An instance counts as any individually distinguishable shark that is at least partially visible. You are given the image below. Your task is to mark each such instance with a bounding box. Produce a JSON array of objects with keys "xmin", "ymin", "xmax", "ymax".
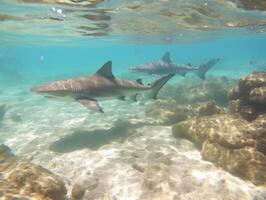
[
  {"xmin": 31, "ymin": 61, "xmax": 174, "ymax": 113},
  {"xmin": 129, "ymin": 52, "xmax": 220, "ymax": 80}
]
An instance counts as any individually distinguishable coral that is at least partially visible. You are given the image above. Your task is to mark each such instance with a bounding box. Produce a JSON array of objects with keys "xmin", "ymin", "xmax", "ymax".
[{"xmin": 0, "ymin": 144, "xmax": 67, "ymax": 200}]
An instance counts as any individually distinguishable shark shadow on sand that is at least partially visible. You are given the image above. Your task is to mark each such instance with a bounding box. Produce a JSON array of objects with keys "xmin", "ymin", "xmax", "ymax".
[{"xmin": 49, "ymin": 120, "xmax": 150, "ymax": 153}]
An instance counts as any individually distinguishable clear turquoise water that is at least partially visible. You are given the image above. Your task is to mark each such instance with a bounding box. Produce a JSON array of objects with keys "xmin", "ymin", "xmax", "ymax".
[
  {"xmin": 1, "ymin": 1, "xmax": 266, "ymax": 199},
  {"xmin": 1, "ymin": 35, "xmax": 266, "ymax": 85}
]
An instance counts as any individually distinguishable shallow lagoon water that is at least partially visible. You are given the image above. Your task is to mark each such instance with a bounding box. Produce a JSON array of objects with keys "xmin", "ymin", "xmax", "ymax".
[{"xmin": 1, "ymin": 1, "xmax": 266, "ymax": 200}]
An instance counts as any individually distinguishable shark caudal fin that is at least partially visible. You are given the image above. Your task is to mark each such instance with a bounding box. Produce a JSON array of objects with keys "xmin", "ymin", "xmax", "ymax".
[
  {"xmin": 195, "ymin": 58, "xmax": 220, "ymax": 80},
  {"xmin": 149, "ymin": 74, "xmax": 175, "ymax": 99}
]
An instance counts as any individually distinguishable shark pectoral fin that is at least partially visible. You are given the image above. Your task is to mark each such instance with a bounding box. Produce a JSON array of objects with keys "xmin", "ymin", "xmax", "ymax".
[
  {"xmin": 150, "ymin": 74, "xmax": 175, "ymax": 99},
  {"xmin": 118, "ymin": 96, "xmax": 126, "ymax": 101},
  {"xmin": 161, "ymin": 52, "xmax": 171, "ymax": 63},
  {"xmin": 77, "ymin": 99, "xmax": 104, "ymax": 113}
]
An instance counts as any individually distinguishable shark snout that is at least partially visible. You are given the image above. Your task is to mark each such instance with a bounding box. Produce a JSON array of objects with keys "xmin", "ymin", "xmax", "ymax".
[
  {"xmin": 31, "ymin": 84, "xmax": 54, "ymax": 93},
  {"xmin": 129, "ymin": 66, "xmax": 136, "ymax": 70},
  {"xmin": 129, "ymin": 66, "xmax": 139, "ymax": 73},
  {"xmin": 31, "ymin": 86, "xmax": 43, "ymax": 93}
]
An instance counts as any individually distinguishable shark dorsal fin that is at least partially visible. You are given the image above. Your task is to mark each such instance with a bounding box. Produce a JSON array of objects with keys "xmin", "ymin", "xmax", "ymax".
[
  {"xmin": 161, "ymin": 52, "xmax": 171, "ymax": 63},
  {"xmin": 96, "ymin": 61, "xmax": 115, "ymax": 79}
]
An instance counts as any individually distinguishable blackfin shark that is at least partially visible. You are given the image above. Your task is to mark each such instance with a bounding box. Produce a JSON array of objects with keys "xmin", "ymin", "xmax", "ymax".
[
  {"xmin": 31, "ymin": 61, "xmax": 174, "ymax": 113},
  {"xmin": 129, "ymin": 52, "xmax": 220, "ymax": 80}
]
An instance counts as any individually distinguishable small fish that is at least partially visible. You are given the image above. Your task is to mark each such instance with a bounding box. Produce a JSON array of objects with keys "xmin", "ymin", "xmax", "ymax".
[
  {"xmin": 31, "ymin": 61, "xmax": 174, "ymax": 113},
  {"xmin": 129, "ymin": 52, "xmax": 220, "ymax": 80}
]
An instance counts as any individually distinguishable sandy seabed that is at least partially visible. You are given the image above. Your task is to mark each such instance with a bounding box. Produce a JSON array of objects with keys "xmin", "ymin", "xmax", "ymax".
[{"xmin": 0, "ymin": 83, "xmax": 266, "ymax": 200}]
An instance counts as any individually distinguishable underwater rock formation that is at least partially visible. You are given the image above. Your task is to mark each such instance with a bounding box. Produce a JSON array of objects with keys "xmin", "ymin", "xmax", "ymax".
[
  {"xmin": 71, "ymin": 183, "xmax": 86, "ymax": 199},
  {"xmin": 173, "ymin": 114, "xmax": 266, "ymax": 186},
  {"xmin": 0, "ymin": 144, "xmax": 67, "ymax": 200},
  {"xmin": 0, "ymin": 102, "xmax": 5, "ymax": 121},
  {"xmin": 159, "ymin": 76, "xmax": 236, "ymax": 106},
  {"xmin": 145, "ymin": 99, "xmax": 191, "ymax": 125},
  {"xmin": 146, "ymin": 99, "xmax": 225, "ymax": 125},
  {"xmin": 172, "ymin": 72, "xmax": 266, "ymax": 186},
  {"xmin": 228, "ymin": 72, "xmax": 266, "ymax": 121}
]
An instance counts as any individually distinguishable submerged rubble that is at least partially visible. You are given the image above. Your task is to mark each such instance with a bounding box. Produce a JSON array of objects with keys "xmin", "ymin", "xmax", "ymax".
[{"xmin": 0, "ymin": 144, "xmax": 67, "ymax": 200}]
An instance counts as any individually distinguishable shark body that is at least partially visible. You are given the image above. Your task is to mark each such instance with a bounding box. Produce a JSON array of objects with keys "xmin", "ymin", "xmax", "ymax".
[
  {"xmin": 129, "ymin": 52, "xmax": 220, "ymax": 80},
  {"xmin": 31, "ymin": 61, "xmax": 174, "ymax": 113}
]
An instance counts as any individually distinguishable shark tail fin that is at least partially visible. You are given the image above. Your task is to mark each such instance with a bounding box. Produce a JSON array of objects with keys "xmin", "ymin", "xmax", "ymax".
[
  {"xmin": 195, "ymin": 58, "xmax": 220, "ymax": 80},
  {"xmin": 149, "ymin": 74, "xmax": 175, "ymax": 99}
]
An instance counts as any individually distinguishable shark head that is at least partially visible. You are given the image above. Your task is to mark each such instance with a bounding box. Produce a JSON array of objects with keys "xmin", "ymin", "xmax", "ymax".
[
  {"xmin": 129, "ymin": 64, "xmax": 152, "ymax": 74},
  {"xmin": 31, "ymin": 81, "xmax": 71, "ymax": 100},
  {"xmin": 128, "ymin": 52, "xmax": 172, "ymax": 75}
]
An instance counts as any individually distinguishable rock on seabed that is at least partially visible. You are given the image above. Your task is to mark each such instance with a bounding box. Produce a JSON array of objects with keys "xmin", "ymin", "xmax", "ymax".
[
  {"xmin": 173, "ymin": 114, "xmax": 266, "ymax": 186},
  {"xmin": 173, "ymin": 72, "xmax": 266, "ymax": 186},
  {"xmin": 146, "ymin": 99, "xmax": 224, "ymax": 125},
  {"xmin": 0, "ymin": 144, "xmax": 67, "ymax": 200},
  {"xmin": 228, "ymin": 72, "xmax": 266, "ymax": 121}
]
